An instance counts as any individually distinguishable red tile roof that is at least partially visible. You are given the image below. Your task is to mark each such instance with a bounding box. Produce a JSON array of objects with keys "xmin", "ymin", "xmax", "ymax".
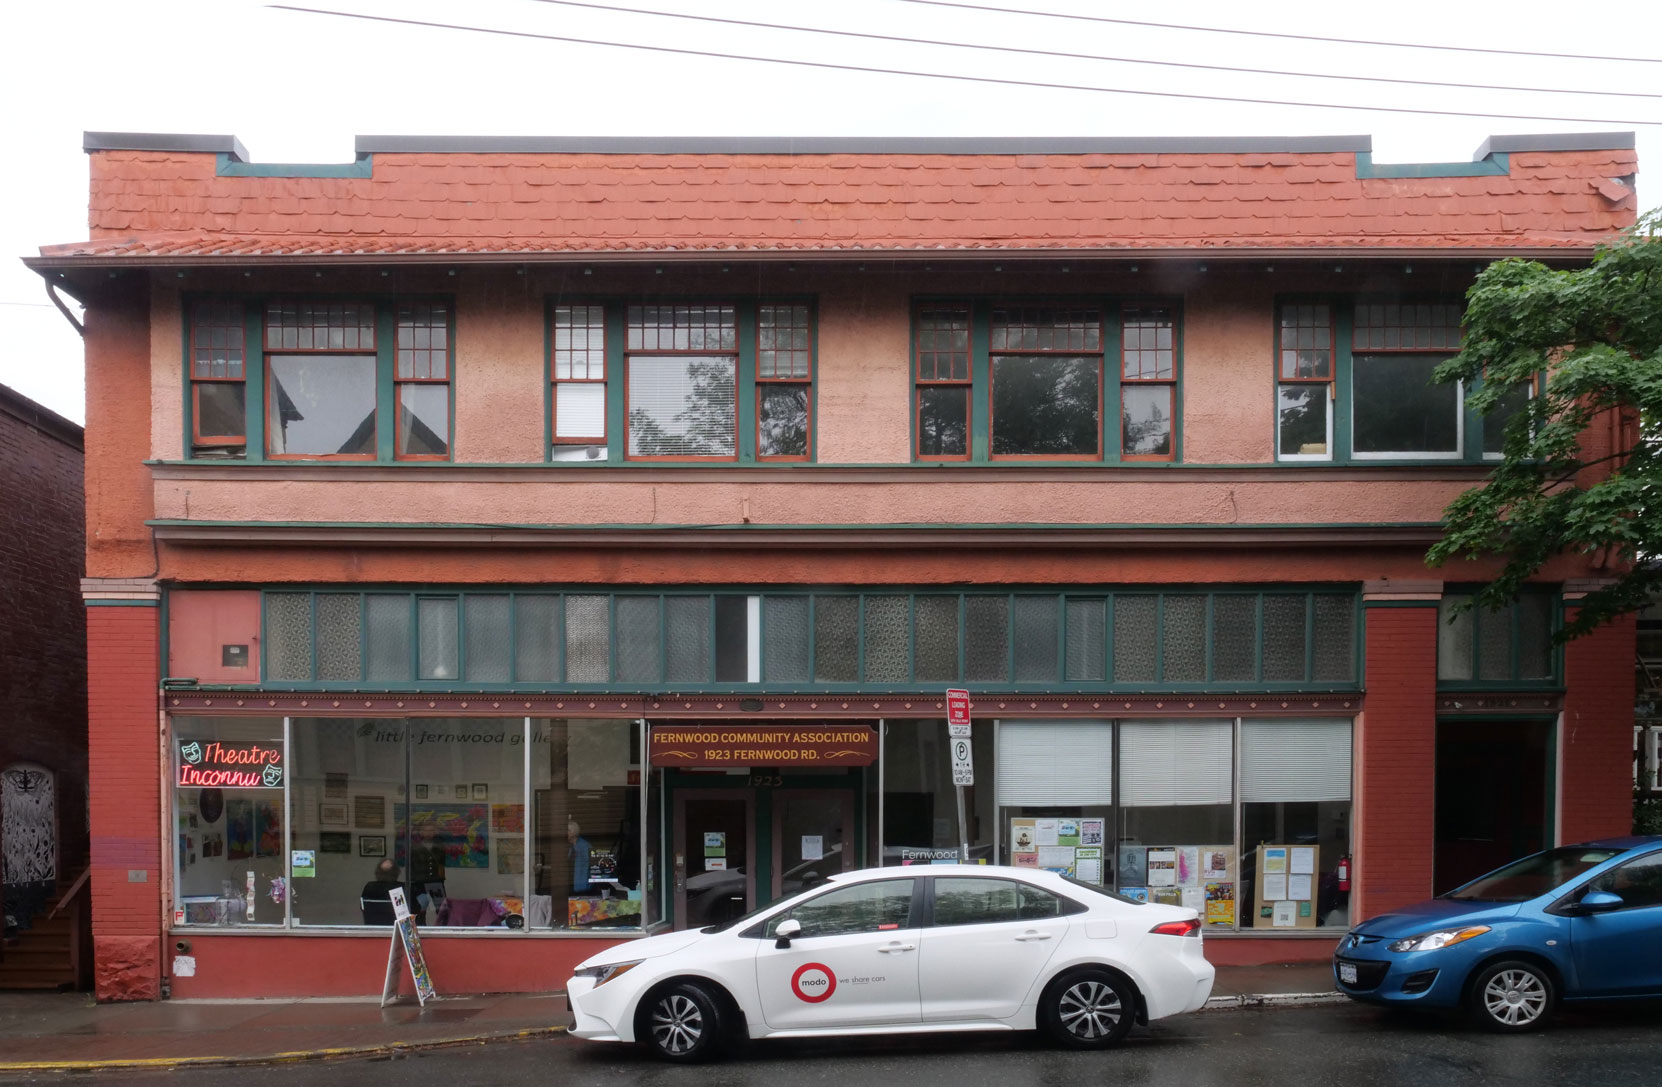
[{"xmin": 37, "ymin": 145, "xmax": 1639, "ymax": 263}]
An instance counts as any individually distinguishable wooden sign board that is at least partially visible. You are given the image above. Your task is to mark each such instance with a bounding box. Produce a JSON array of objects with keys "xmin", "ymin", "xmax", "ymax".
[{"xmin": 650, "ymin": 723, "xmax": 878, "ymax": 768}]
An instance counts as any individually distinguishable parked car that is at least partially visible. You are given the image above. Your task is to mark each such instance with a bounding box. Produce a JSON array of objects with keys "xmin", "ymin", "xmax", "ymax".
[
  {"xmin": 1333, "ymin": 836, "xmax": 1662, "ymax": 1031},
  {"xmin": 567, "ymin": 863, "xmax": 1215, "ymax": 1060}
]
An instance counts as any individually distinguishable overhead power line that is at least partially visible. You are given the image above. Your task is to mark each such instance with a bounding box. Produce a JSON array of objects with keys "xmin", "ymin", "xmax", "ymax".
[
  {"xmin": 525, "ymin": 0, "xmax": 1662, "ymax": 100},
  {"xmin": 896, "ymin": 0, "xmax": 1662, "ymax": 65},
  {"xmin": 269, "ymin": 6, "xmax": 1659, "ymax": 126}
]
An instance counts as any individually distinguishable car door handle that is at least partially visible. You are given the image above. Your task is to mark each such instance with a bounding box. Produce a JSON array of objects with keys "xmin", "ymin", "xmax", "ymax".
[
  {"xmin": 878, "ymin": 942, "xmax": 916, "ymax": 953},
  {"xmin": 1015, "ymin": 931, "xmax": 1053, "ymax": 942}
]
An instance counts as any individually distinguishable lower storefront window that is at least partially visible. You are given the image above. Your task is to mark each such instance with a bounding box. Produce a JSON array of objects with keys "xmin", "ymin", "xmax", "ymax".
[
  {"xmin": 996, "ymin": 720, "xmax": 1115, "ymax": 883},
  {"xmin": 1238, "ymin": 719, "xmax": 1354, "ymax": 930},
  {"xmin": 172, "ymin": 715, "xmax": 658, "ymax": 933},
  {"xmin": 880, "ymin": 720, "xmax": 995, "ymax": 864}
]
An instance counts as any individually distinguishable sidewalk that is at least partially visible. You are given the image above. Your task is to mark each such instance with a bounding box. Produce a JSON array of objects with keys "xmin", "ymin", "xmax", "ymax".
[{"xmin": 0, "ymin": 963, "xmax": 1338, "ymax": 1074}]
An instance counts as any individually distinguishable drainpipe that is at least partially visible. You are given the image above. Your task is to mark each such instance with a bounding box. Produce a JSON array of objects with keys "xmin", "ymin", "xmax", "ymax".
[{"xmin": 45, "ymin": 280, "xmax": 84, "ymax": 337}]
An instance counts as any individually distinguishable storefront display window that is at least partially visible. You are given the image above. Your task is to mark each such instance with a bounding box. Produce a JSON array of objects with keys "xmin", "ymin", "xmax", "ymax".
[
  {"xmin": 1238, "ymin": 719, "xmax": 1353, "ymax": 930},
  {"xmin": 880, "ymin": 720, "xmax": 995, "ymax": 864},
  {"xmin": 997, "ymin": 720, "xmax": 1114, "ymax": 882},
  {"xmin": 172, "ymin": 718, "xmax": 288, "ymax": 926},
  {"xmin": 1116, "ymin": 720, "xmax": 1234, "ymax": 924},
  {"xmin": 173, "ymin": 715, "xmax": 658, "ymax": 934}
]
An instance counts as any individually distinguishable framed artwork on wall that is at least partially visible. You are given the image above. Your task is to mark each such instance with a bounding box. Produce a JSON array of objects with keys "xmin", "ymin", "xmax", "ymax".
[
  {"xmin": 359, "ymin": 835, "xmax": 387, "ymax": 857},
  {"xmin": 319, "ymin": 801, "xmax": 348, "ymax": 827}
]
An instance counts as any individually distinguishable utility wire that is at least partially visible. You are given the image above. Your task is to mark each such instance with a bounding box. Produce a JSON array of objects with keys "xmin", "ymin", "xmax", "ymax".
[
  {"xmin": 270, "ymin": 6, "xmax": 1660, "ymax": 126},
  {"xmin": 525, "ymin": 0, "xmax": 1662, "ymax": 100},
  {"xmin": 895, "ymin": 0, "xmax": 1662, "ymax": 65}
]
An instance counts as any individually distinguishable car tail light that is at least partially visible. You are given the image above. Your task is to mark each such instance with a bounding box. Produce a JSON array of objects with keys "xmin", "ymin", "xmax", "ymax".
[{"xmin": 1149, "ymin": 918, "xmax": 1201, "ymax": 937}]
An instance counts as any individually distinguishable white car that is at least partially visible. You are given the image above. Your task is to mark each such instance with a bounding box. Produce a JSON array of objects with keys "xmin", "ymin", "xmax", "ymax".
[{"xmin": 566, "ymin": 864, "xmax": 1215, "ymax": 1061}]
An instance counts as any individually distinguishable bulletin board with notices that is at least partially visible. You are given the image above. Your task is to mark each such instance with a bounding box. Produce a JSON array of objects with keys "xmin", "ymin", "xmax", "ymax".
[
  {"xmin": 1009, "ymin": 817, "xmax": 1107, "ymax": 883},
  {"xmin": 1254, "ymin": 843, "xmax": 1320, "ymax": 929},
  {"xmin": 1117, "ymin": 844, "xmax": 1237, "ymax": 928}
]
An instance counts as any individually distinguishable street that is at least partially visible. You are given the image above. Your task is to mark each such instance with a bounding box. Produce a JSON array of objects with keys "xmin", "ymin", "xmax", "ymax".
[{"xmin": 6, "ymin": 1002, "xmax": 1659, "ymax": 1086}]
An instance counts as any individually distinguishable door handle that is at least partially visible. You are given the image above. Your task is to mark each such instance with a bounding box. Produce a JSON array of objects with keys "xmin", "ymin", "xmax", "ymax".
[
  {"xmin": 1015, "ymin": 931, "xmax": 1053, "ymax": 942},
  {"xmin": 878, "ymin": 943, "xmax": 917, "ymax": 953}
]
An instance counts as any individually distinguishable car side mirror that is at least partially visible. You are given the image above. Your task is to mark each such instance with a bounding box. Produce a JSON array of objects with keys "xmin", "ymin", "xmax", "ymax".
[
  {"xmin": 774, "ymin": 918, "xmax": 802, "ymax": 949},
  {"xmin": 1578, "ymin": 890, "xmax": 1624, "ymax": 913}
]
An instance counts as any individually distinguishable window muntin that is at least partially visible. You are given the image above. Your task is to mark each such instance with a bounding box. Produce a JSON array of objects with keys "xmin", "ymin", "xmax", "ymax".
[
  {"xmin": 552, "ymin": 305, "xmax": 607, "ymax": 461},
  {"xmin": 625, "ymin": 305, "xmax": 738, "ymax": 459},
  {"xmin": 1276, "ymin": 304, "xmax": 1334, "ymax": 460},
  {"xmin": 757, "ymin": 303, "xmax": 813, "ymax": 459},
  {"xmin": 394, "ymin": 303, "xmax": 450, "ymax": 459},
  {"xmin": 189, "ymin": 302, "xmax": 247, "ymax": 453},
  {"xmin": 989, "ymin": 306, "xmax": 1103, "ymax": 459},
  {"xmin": 1120, "ymin": 305, "xmax": 1176, "ymax": 460},
  {"xmin": 764, "ymin": 878, "xmax": 915, "ymax": 937},
  {"xmin": 915, "ymin": 304, "xmax": 972, "ymax": 459}
]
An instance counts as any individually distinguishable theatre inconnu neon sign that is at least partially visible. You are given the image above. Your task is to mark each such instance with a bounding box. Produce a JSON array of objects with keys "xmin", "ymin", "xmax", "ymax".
[{"xmin": 177, "ymin": 740, "xmax": 285, "ymax": 788}]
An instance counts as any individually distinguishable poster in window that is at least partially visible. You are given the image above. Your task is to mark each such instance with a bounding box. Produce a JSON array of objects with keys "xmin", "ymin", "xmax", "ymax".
[
  {"xmin": 1117, "ymin": 844, "xmax": 1147, "ymax": 887},
  {"xmin": 1203, "ymin": 848, "xmax": 1233, "ymax": 881},
  {"xmin": 1034, "ymin": 819, "xmax": 1060, "ymax": 847},
  {"xmin": 254, "ymin": 800, "xmax": 282, "ymax": 857},
  {"xmin": 1176, "ymin": 847, "xmax": 1201, "ymax": 887},
  {"xmin": 1009, "ymin": 819, "xmax": 1037, "ymax": 855},
  {"xmin": 1121, "ymin": 886, "xmax": 1149, "ymax": 903},
  {"xmin": 1074, "ymin": 846, "xmax": 1103, "ymax": 884},
  {"xmin": 1056, "ymin": 820, "xmax": 1080, "ymax": 847},
  {"xmin": 1205, "ymin": 882, "xmax": 1236, "ymax": 927},
  {"xmin": 1146, "ymin": 848, "xmax": 1177, "ymax": 887},
  {"xmin": 1079, "ymin": 819, "xmax": 1105, "ymax": 847},
  {"xmin": 226, "ymin": 798, "xmax": 253, "ymax": 860}
]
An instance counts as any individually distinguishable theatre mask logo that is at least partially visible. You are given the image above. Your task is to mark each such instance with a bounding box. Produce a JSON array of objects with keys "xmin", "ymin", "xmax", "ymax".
[
  {"xmin": 262, "ymin": 764, "xmax": 284, "ymax": 787},
  {"xmin": 180, "ymin": 742, "xmax": 203, "ymax": 764}
]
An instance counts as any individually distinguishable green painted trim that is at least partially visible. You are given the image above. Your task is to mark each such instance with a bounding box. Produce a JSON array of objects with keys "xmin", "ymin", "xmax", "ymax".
[
  {"xmin": 85, "ymin": 599, "xmax": 158, "ymax": 607},
  {"xmin": 245, "ymin": 304, "xmax": 266, "ymax": 463},
  {"xmin": 1334, "ymin": 304, "xmax": 1355, "ymax": 461},
  {"xmin": 1355, "ymin": 152, "xmax": 1509, "ymax": 179},
  {"xmin": 1104, "ymin": 302, "xmax": 1124, "ymax": 464},
  {"xmin": 737, "ymin": 303, "xmax": 758, "ymax": 461},
  {"xmin": 970, "ymin": 301, "xmax": 991, "ymax": 461},
  {"xmin": 147, "ymin": 517, "xmax": 1447, "ymax": 532},
  {"xmin": 374, "ymin": 307, "xmax": 396, "ymax": 461},
  {"xmin": 1362, "ymin": 599, "xmax": 1440, "ymax": 608},
  {"xmin": 216, "ymin": 153, "xmax": 374, "ymax": 178},
  {"xmin": 606, "ymin": 304, "xmax": 627, "ymax": 464}
]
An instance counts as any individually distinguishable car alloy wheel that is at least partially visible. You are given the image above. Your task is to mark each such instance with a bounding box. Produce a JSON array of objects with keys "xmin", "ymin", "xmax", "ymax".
[
  {"xmin": 1041, "ymin": 969, "xmax": 1136, "ymax": 1049},
  {"xmin": 643, "ymin": 982, "xmax": 725, "ymax": 1061},
  {"xmin": 1468, "ymin": 960, "xmax": 1554, "ymax": 1032}
]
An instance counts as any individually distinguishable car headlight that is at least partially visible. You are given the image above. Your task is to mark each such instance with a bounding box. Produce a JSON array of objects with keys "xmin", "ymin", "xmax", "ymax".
[
  {"xmin": 1387, "ymin": 926, "xmax": 1490, "ymax": 953},
  {"xmin": 572, "ymin": 959, "xmax": 643, "ymax": 987}
]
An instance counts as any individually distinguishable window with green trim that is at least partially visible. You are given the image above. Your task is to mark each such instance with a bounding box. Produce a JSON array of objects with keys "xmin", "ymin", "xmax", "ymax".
[
  {"xmin": 251, "ymin": 586, "xmax": 1356, "ymax": 691},
  {"xmin": 185, "ymin": 297, "xmax": 453, "ymax": 462},
  {"xmin": 548, "ymin": 299, "xmax": 816, "ymax": 464},
  {"xmin": 1274, "ymin": 298, "xmax": 1526, "ymax": 464},
  {"xmin": 1436, "ymin": 590, "xmax": 1558, "ymax": 685},
  {"xmin": 913, "ymin": 300, "xmax": 1179, "ymax": 463}
]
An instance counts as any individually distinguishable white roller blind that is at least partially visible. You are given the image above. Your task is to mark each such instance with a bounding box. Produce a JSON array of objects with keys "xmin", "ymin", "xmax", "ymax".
[
  {"xmin": 1241, "ymin": 718, "xmax": 1353, "ymax": 802},
  {"xmin": 996, "ymin": 721, "xmax": 1112, "ymax": 806},
  {"xmin": 1119, "ymin": 720, "xmax": 1233, "ymax": 806},
  {"xmin": 555, "ymin": 382, "xmax": 605, "ymax": 438}
]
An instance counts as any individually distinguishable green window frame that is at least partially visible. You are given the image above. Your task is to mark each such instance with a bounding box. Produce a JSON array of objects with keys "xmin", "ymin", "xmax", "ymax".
[
  {"xmin": 546, "ymin": 298, "xmax": 817, "ymax": 464},
  {"xmin": 1436, "ymin": 589, "xmax": 1561, "ymax": 688},
  {"xmin": 244, "ymin": 586, "xmax": 1357, "ymax": 693},
  {"xmin": 183, "ymin": 296, "xmax": 454, "ymax": 463},
  {"xmin": 1274, "ymin": 297, "xmax": 1518, "ymax": 465},
  {"xmin": 912, "ymin": 299, "xmax": 1182, "ymax": 463}
]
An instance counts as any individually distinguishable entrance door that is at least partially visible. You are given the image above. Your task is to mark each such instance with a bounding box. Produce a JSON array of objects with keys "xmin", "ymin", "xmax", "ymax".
[
  {"xmin": 773, "ymin": 789, "xmax": 856, "ymax": 900},
  {"xmin": 675, "ymin": 792, "xmax": 754, "ymax": 929},
  {"xmin": 1434, "ymin": 721, "xmax": 1551, "ymax": 893}
]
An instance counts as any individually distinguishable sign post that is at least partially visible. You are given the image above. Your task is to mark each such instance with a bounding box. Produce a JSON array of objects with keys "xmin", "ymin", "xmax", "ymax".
[{"xmin": 946, "ymin": 690, "xmax": 973, "ymax": 862}]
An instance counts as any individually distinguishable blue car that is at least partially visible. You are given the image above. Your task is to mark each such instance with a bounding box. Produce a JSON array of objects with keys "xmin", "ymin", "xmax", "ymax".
[{"xmin": 1333, "ymin": 836, "xmax": 1662, "ymax": 1031}]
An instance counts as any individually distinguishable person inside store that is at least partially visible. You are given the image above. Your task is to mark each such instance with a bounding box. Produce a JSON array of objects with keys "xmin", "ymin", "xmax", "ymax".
[
  {"xmin": 408, "ymin": 829, "xmax": 448, "ymax": 914},
  {"xmin": 359, "ymin": 858, "xmax": 404, "ymax": 925},
  {"xmin": 569, "ymin": 818, "xmax": 593, "ymax": 895}
]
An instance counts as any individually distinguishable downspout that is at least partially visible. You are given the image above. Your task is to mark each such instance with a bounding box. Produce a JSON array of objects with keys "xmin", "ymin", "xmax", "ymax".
[{"xmin": 46, "ymin": 280, "xmax": 84, "ymax": 336}]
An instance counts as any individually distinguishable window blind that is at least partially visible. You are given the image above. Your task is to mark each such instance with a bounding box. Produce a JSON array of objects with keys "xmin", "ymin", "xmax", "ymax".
[
  {"xmin": 1118, "ymin": 720, "xmax": 1232, "ymax": 806},
  {"xmin": 626, "ymin": 356, "xmax": 736, "ymax": 457},
  {"xmin": 996, "ymin": 720, "xmax": 1112, "ymax": 806},
  {"xmin": 1241, "ymin": 718, "xmax": 1353, "ymax": 802}
]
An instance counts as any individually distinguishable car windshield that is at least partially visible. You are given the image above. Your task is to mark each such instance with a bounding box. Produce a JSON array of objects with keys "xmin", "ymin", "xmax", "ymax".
[{"xmin": 1442, "ymin": 847, "xmax": 1623, "ymax": 902}]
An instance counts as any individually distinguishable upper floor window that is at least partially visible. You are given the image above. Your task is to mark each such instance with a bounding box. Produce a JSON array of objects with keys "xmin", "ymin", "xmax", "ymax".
[
  {"xmin": 1276, "ymin": 299, "xmax": 1507, "ymax": 464},
  {"xmin": 186, "ymin": 297, "xmax": 452, "ymax": 462},
  {"xmin": 549, "ymin": 299, "xmax": 816, "ymax": 463},
  {"xmin": 913, "ymin": 300, "xmax": 1179, "ymax": 463}
]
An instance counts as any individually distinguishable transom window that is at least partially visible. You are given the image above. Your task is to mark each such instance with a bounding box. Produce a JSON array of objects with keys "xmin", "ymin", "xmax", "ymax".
[
  {"xmin": 185, "ymin": 297, "xmax": 452, "ymax": 462},
  {"xmin": 1436, "ymin": 590, "xmax": 1558, "ymax": 686},
  {"xmin": 913, "ymin": 300, "xmax": 1179, "ymax": 463}
]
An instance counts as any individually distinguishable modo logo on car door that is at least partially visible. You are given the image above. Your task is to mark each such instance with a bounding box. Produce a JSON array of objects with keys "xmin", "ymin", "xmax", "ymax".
[{"xmin": 790, "ymin": 963, "xmax": 837, "ymax": 1002}]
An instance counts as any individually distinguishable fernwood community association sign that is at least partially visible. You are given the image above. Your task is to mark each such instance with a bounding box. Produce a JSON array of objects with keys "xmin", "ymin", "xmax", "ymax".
[{"xmin": 650, "ymin": 724, "xmax": 878, "ymax": 768}]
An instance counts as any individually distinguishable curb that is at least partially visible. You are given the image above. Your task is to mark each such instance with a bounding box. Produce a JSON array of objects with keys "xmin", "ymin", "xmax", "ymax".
[
  {"xmin": 0, "ymin": 1025, "xmax": 567, "ymax": 1075},
  {"xmin": 1201, "ymin": 991, "xmax": 1347, "ymax": 1011}
]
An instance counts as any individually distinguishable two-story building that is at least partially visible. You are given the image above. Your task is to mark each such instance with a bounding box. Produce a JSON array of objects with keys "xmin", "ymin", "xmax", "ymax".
[{"xmin": 27, "ymin": 130, "xmax": 1639, "ymax": 1001}]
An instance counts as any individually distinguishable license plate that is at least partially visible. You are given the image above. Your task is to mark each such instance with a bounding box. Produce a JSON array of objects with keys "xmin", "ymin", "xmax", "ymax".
[{"xmin": 1338, "ymin": 962, "xmax": 1358, "ymax": 985}]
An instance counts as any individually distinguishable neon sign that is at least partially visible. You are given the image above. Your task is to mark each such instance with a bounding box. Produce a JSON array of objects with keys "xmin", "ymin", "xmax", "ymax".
[{"xmin": 177, "ymin": 740, "xmax": 285, "ymax": 788}]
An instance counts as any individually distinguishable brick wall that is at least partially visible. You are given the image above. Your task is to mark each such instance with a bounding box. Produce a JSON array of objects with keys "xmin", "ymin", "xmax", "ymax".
[
  {"xmin": 0, "ymin": 385, "xmax": 87, "ymax": 883},
  {"xmin": 1560, "ymin": 610, "xmax": 1638, "ymax": 842},
  {"xmin": 86, "ymin": 604, "xmax": 161, "ymax": 1001},
  {"xmin": 1355, "ymin": 604, "xmax": 1439, "ymax": 920}
]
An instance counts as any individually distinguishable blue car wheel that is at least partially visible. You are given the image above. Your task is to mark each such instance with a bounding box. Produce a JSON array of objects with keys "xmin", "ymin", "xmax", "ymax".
[{"xmin": 1466, "ymin": 960, "xmax": 1555, "ymax": 1032}]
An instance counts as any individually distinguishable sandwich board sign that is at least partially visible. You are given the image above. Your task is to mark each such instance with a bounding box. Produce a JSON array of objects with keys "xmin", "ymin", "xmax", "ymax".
[{"xmin": 381, "ymin": 886, "xmax": 437, "ymax": 1007}]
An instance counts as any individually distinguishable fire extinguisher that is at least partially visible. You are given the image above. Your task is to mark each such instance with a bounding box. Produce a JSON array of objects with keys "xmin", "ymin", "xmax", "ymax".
[{"xmin": 1337, "ymin": 854, "xmax": 1352, "ymax": 893}]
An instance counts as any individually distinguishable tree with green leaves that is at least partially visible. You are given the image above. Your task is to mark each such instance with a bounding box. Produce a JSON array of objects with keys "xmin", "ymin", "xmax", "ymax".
[{"xmin": 1429, "ymin": 210, "xmax": 1662, "ymax": 640}]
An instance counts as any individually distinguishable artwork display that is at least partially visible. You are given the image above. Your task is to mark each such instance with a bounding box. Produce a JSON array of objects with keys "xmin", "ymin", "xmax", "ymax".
[
  {"xmin": 226, "ymin": 797, "xmax": 254, "ymax": 860},
  {"xmin": 491, "ymin": 804, "xmax": 525, "ymax": 833},
  {"xmin": 471, "ymin": 783, "xmax": 489, "ymax": 801},
  {"xmin": 497, "ymin": 837, "xmax": 524, "ymax": 875},
  {"xmin": 360, "ymin": 835, "xmax": 387, "ymax": 857},
  {"xmin": 395, "ymin": 804, "xmax": 490, "ymax": 869},
  {"xmin": 319, "ymin": 801, "xmax": 348, "ymax": 827},
  {"xmin": 354, "ymin": 795, "xmax": 385, "ymax": 829},
  {"xmin": 414, "ymin": 785, "xmax": 429, "ymax": 800},
  {"xmin": 319, "ymin": 832, "xmax": 352, "ymax": 854},
  {"xmin": 254, "ymin": 800, "xmax": 282, "ymax": 858}
]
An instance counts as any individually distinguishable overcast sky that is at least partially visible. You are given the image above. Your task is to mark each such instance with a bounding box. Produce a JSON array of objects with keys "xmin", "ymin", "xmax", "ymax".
[{"xmin": 5, "ymin": 0, "xmax": 1658, "ymax": 425}]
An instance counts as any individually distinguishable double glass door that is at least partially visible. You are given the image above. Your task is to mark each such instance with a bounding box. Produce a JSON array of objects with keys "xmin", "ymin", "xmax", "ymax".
[{"xmin": 673, "ymin": 785, "xmax": 856, "ymax": 929}]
